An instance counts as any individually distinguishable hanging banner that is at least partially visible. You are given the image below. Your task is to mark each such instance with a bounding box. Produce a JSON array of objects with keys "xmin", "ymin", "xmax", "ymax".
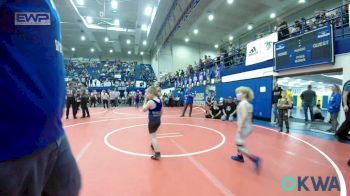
[{"xmin": 245, "ymin": 32, "xmax": 278, "ymax": 66}]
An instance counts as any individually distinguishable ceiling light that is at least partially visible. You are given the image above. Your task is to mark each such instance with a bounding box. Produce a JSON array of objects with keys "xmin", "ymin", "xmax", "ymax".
[
  {"xmin": 109, "ymin": 49, "xmax": 113, "ymax": 53},
  {"xmin": 81, "ymin": 35, "xmax": 86, "ymax": 41},
  {"xmin": 126, "ymin": 39, "xmax": 131, "ymax": 44},
  {"xmin": 114, "ymin": 19, "xmax": 120, "ymax": 26},
  {"xmin": 90, "ymin": 48, "xmax": 94, "ymax": 52},
  {"xmin": 185, "ymin": 38, "xmax": 189, "ymax": 42},
  {"xmin": 229, "ymin": 36, "xmax": 234, "ymax": 40},
  {"xmin": 71, "ymin": 47, "xmax": 75, "ymax": 52},
  {"xmin": 270, "ymin": 13, "xmax": 276, "ymax": 19},
  {"xmin": 111, "ymin": 0, "xmax": 118, "ymax": 9},
  {"xmin": 193, "ymin": 29, "xmax": 198, "ymax": 34},
  {"xmin": 227, "ymin": 0, "xmax": 234, "ymax": 4},
  {"xmin": 141, "ymin": 24, "xmax": 148, "ymax": 31},
  {"xmin": 104, "ymin": 37, "xmax": 109, "ymax": 42},
  {"xmin": 140, "ymin": 51, "xmax": 144, "ymax": 55},
  {"xmin": 143, "ymin": 40, "xmax": 147, "ymax": 45},
  {"xmin": 208, "ymin": 14, "xmax": 214, "ymax": 21},
  {"xmin": 214, "ymin": 44, "xmax": 219, "ymax": 48},
  {"xmin": 128, "ymin": 51, "xmax": 131, "ymax": 55},
  {"xmin": 86, "ymin": 16, "xmax": 93, "ymax": 24},
  {"xmin": 248, "ymin": 25, "xmax": 253, "ymax": 30},
  {"xmin": 76, "ymin": 0, "xmax": 84, "ymax": 6},
  {"xmin": 298, "ymin": 0, "xmax": 305, "ymax": 4},
  {"xmin": 145, "ymin": 6, "xmax": 153, "ymax": 16}
]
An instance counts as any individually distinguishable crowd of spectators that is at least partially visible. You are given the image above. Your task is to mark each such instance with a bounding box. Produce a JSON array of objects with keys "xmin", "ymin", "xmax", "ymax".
[
  {"xmin": 277, "ymin": 4, "xmax": 349, "ymax": 41},
  {"xmin": 65, "ymin": 60, "xmax": 156, "ymax": 88},
  {"xmin": 160, "ymin": 47, "xmax": 246, "ymax": 88}
]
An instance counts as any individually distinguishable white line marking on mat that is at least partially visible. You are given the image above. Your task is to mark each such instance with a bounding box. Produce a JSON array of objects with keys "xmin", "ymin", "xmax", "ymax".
[
  {"xmin": 157, "ymin": 135, "xmax": 183, "ymax": 139},
  {"xmin": 253, "ymin": 124, "xmax": 347, "ymax": 196},
  {"xmin": 104, "ymin": 123, "xmax": 225, "ymax": 158},
  {"xmin": 76, "ymin": 142, "xmax": 93, "ymax": 161},
  {"xmin": 158, "ymin": 132, "xmax": 182, "ymax": 136},
  {"xmin": 171, "ymin": 139, "xmax": 235, "ymax": 196}
]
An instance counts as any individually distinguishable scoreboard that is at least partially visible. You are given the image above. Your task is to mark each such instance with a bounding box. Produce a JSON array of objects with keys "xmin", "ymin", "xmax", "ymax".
[{"xmin": 274, "ymin": 25, "xmax": 334, "ymax": 71}]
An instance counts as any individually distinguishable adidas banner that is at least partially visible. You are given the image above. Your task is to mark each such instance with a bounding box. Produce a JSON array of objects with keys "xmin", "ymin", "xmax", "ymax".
[{"xmin": 245, "ymin": 32, "xmax": 278, "ymax": 66}]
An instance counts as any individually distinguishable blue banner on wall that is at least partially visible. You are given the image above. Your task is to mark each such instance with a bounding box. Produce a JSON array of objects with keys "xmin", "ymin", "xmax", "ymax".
[{"xmin": 274, "ymin": 25, "xmax": 334, "ymax": 71}]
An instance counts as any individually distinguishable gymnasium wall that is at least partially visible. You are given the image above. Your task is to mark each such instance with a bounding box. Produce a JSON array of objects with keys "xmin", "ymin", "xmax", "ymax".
[
  {"xmin": 151, "ymin": 39, "xmax": 217, "ymax": 77},
  {"xmin": 171, "ymin": 76, "xmax": 273, "ymax": 120}
]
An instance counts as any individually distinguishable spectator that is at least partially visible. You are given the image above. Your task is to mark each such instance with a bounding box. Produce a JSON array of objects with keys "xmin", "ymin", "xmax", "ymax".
[
  {"xmin": 286, "ymin": 88, "xmax": 294, "ymax": 118},
  {"xmin": 174, "ymin": 96, "xmax": 181, "ymax": 107},
  {"xmin": 277, "ymin": 18, "xmax": 290, "ymax": 40},
  {"xmin": 313, "ymin": 105, "xmax": 325, "ymax": 121},
  {"xmin": 272, "ymin": 83, "xmax": 283, "ymax": 124},
  {"xmin": 97, "ymin": 91, "xmax": 102, "ymax": 104},
  {"xmin": 277, "ymin": 91, "xmax": 292, "ymax": 133},
  {"xmin": 168, "ymin": 91, "xmax": 173, "ymax": 107},
  {"xmin": 115, "ymin": 90, "xmax": 120, "ymax": 106},
  {"xmin": 221, "ymin": 96, "xmax": 237, "ymax": 122},
  {"xmin": 205, "ymin": 91, "xmax": 215, "ymax": 114},
  {"xmin": 290, "ymin": 20, "xmax": 302, "ymax": 36},
  {"xmin": 316, "ymin": 100, "xmax": 321, "ymax": 109},
  {"xmin": 205, "ymin": 101, "xmax": 222, "ymax": 119},
  {"xmin": 110, "ymin": 90, "xmax": 117, "ymax": 107},
  {"xmin": 335, "ymin": 79, "xmax": 350, "ymax": 141},
  {"xmin": 218, "ymin": 97, "xmax": 225, "ymax": 109},
  {"xmin": 327, "ymin": 84, "xmax": 342, "ymax": 132},
  {"xmin": 301, "ymin": 85, "xmax": 317, "ymax": 122}
]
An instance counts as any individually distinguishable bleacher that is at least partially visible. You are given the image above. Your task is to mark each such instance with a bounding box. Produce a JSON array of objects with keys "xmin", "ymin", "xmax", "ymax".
[{"xmin": 65, "ymin": 60, "xmax": 156, "ymax": 91}]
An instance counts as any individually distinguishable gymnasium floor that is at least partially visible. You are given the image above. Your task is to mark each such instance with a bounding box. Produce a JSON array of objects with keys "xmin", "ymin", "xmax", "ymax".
[{"xmin": 63, "ymin": 107, "xmax": 350, "ymax": 196}]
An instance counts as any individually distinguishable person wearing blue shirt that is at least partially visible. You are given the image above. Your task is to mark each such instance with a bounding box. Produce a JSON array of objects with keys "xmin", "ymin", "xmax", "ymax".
[
  {"xmin": 327, "ymin": 84, "xmax": 342, "ymax": 132},
  {"xmin": 336, "ymin": 80, "xmax": 350, "ymax": 141},
  {"xmin": 181, "ymin": 86, "xmax": 196, "ymax": 117},
  {"xmin": 0, "ymin": 1, "xmax": 80, "ymax": 195}
]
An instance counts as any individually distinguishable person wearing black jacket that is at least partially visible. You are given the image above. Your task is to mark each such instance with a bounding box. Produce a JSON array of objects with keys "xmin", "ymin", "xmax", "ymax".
[
  {"xmin": 277, "ymin": 18, "xmax": 290, "ymax": 40},
  {"xmin": 221, "ymin": 96, "xmax": 237, "ymax": 121},
  {"xmin": 205, "ymin": 101, "xmax": 222, "ymax": 119},
  {"xmin": 73, "ymin": 90, "xmax": 81, "ymax": 118},
  {"xmin": 66, "ymin": 82, "xmax": 77, "ymax": 119},
  {"xmin": 301, "ymin": 85, "xmax": 317, "ymax": 122},
  {"xmin": 80, "ymin": 84, "xmax": 90, "ymax": 118}
]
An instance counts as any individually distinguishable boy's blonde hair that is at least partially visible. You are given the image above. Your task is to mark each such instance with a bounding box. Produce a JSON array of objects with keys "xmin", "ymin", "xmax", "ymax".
[
  {"xmin": 146, "ymin": 86, "xmax": 157, "ymax": 96},
  {"xmin": 235, "ymin": 86, "xmax": 254, "ymax": 101}
]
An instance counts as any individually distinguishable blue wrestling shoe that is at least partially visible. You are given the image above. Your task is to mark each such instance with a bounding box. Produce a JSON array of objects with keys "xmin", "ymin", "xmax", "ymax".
[{"xmin": 231, "ymin": 155, "xmax": 244, "ymax": 163}]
